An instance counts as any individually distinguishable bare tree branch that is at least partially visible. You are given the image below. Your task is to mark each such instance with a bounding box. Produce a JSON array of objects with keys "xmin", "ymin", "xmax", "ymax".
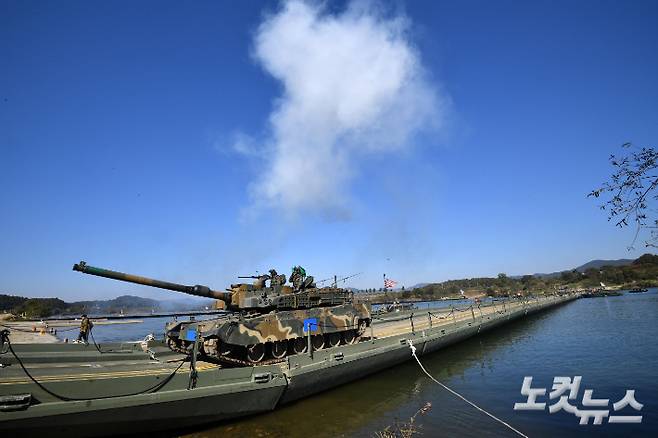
[{"xmin": 589, "ymin": 143, "xmax": 658, "ymax": 248}]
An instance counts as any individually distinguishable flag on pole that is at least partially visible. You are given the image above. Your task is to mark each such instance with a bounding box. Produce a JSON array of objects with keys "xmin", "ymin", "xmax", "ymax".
[
  {"xmin": 460, "ymin": 289, "xmax": 465, "ymax": 296},
  {"xmin": 384, "ymin": 278, "xmax": 398, "ymax": 289}
]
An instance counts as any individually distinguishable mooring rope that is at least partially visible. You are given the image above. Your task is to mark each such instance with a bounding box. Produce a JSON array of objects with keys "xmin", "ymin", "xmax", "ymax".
[
  {"xmin": 408, "ymin": 340, "xmax": 528, "ymax": 438},
  {"xmin": 428, "ymin": 310, "xmax": 452, "ymax": 320},
  {"xmin": 88, "ymin": 326, "xmax": 121, "ymax": 354}
]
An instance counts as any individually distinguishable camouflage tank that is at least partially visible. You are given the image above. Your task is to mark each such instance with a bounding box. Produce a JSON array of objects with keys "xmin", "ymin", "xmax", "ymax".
[{"xmin": 72, "ymin": 262, "xmax": 371, "ymax": 365}]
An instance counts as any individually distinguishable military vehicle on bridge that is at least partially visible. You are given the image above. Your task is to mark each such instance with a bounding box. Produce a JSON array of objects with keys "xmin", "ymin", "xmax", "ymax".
[{"xmin": 72, "ymin": 262, "xmax": 371, "ymax": 365}]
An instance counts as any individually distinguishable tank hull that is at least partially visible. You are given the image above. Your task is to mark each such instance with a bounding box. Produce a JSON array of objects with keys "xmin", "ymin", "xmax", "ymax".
[{"xmin": 166, "ymin": 303, "xmax": 372, "ymax": 364}]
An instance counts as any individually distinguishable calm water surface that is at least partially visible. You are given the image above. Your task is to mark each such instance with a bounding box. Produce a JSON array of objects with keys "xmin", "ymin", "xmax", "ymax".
[
  {"xmin": 77, "ymin": 315, "xmax": 217, "ymax": 343},
  {"xmin": 87, "ymin": 292, "xmax": 658, "ymax": 437}
]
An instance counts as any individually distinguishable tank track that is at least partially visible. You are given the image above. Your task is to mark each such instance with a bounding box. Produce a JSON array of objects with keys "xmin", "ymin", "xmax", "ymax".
[
  {"xmin": 236, "ymin": 331, "xmax": 358, "ymax": 364},
  {"xmin": 211, "ymin": 354, "xmax": 286, "ymax": 367},
  {"xmin": 168, "ymin": 329, "xmax": 363, "ymax": 367}
]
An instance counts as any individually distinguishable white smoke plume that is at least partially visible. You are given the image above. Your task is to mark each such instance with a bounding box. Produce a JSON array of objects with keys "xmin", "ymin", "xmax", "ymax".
[{"xmin": 241, "ymin": 0, "xmax": 446, "ymax": 217}]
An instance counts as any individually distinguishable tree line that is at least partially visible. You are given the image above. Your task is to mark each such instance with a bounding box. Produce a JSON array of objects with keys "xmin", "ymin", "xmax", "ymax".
[{"xmin": 394, "ymin": 254, "xmax": 658, "ymax": 301}]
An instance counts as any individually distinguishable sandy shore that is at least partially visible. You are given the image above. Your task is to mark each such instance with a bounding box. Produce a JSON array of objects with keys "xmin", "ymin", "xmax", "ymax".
[
  {"xmin": 0, "ymin": 317, "xmax": 143, "ymax": 344},
  {"xmin": 1, "ymin": 318, "xmax": 58, "ymax": 343},
  {"xmin": 5, "ymin": 329, "xmax": 59, "ymax": 344}
]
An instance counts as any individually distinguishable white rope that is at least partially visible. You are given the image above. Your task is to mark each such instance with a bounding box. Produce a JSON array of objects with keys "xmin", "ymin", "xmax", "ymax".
[{"xmin": 408, "ymin": 340, "xmax": 529, "ymax": 438}]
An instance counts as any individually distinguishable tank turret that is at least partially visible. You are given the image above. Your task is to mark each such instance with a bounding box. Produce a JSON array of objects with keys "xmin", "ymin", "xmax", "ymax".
[{"xmin": 73, "ymin": 261, "xmax": 354, "ymax": 312}]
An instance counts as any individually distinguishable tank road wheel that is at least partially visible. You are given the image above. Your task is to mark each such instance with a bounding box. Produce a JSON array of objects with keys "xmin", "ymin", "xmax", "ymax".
[
  {"xmin": 357, "ymin": 320, "xmax": 368, "ymax": 336},
  {"xmin": 311, "ymin": 335, "xmax": 325, "ymax": 350},
  {"xmin": 291, "ymin": 337, "xmax": 307, "ymax": 354},
  {"xmin": 218, "ymin": 342, "xmax": 234, "ymax": 359},
  {"xmin": 327, "ymin": 332, "xmax": 341, "ymax": 348},
  {"xmin": 342, "ymin": 330, "xmax": 357, "ymax": 345},
  {"xmin": 167, "ymin": 337, "xmax": 181, "ymax": 352},
  {"xmin": 246, "ymin": 343, "xmax": 266, "ymax": 363},
  {"xmin": 271, "ymin": 341, "xmax": 287, "ymax": 359}
]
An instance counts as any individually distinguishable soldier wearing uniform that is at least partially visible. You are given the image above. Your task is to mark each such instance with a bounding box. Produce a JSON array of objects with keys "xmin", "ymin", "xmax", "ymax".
[
  {"xmin": 269, "ymin": 269, "xmax": 288, "ymax": 287},
  {"xmin": 77, "ymin": 314, "xmax": 93, "ymax": 344},
  {"xmin": 290, "ymin": 266, "xmax": 307, "ymax": 290}
]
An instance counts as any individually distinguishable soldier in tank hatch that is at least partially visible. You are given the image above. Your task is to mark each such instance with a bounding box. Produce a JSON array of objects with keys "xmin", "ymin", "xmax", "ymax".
[
  {"xmin": 290, "ymin": 266, "xmax": 315, "ymax": 290},
  {"xmin": 268, "ymin": 269, "xmax": 287, "ymax": 287},
  {"xmin": 290, "ymin": 266, "xmax": 306, "ymax": 289}
]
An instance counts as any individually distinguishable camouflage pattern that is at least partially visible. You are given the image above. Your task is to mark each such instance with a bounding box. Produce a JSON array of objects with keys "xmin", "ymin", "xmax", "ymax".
[
  {"xmin": 79, "ymin": 316, "xmax": 92, "ymax": 333},
  {"xmin": 73, "ymin": 261, "xmax": 372, "ymax": 365},
  {"xmin": 166, "ymin": 302, "xmax": 370, "ymax": 363}
]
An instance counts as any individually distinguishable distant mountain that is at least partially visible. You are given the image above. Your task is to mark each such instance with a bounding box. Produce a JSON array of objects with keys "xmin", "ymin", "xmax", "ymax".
[
  {"xmin": 409, "ymin": 283, "xmax": 430, "ymax": 290},
  {"xmin": 73, "ymin": 295, "xmax": 159, "ymax": 313},
  {"xmin": 72, "ymin": 295, "xmax": 210, "ymax": 314},
  {"xmin": 574, "ymin": 258, "xmax": 634, "ymax": 272},
  {"xmin": 518, "ymin": 258, "xmax": 636, "ymax": 279},
  {"xmin": 0, "ymin": 294, "xmax": 209, "ymax": 318},
  {"xmin": 517, "ymin": 271, "xmax": 561, "ymax": 279}
]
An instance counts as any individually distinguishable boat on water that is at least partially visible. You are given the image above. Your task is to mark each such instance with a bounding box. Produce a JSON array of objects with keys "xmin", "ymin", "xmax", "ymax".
[
  {"xmin": 628, "ymin": 287, "xmax": 649, "ymax": 293},
  {"xmin": 581, "ymin": 289, "xmax": 623, "ymax": 298}
]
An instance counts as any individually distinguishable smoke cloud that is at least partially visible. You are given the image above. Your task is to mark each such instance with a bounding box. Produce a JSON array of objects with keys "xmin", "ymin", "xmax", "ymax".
[{"xmin": 241, "ymin": 0, "xmax": 446, "ymax": 217}]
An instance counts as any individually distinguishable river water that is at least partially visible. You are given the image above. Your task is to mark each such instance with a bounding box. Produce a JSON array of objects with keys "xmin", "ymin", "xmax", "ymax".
[{"xmin": 86, "ymin": 291, "xmax": 657, "ymax": 437}]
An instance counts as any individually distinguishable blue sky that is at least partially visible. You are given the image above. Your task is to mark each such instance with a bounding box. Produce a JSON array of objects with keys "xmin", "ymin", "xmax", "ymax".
[{"xmin": 1, "ymin": 0, "xmax": 657, "ymax": 301}]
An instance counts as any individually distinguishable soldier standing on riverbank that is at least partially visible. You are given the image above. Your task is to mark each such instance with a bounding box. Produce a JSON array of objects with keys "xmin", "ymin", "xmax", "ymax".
[{"xmin": 77, "ymin": 314, "xmax": 93, "ymax": 344}]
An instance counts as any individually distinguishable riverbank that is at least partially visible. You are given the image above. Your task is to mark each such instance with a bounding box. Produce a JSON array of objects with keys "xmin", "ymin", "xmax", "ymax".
[
  {"xmin": 1, "ymin": 318, "xmax": 143, "ymax": 344},
  {"xmin": 3, "ymin": 327, "xmax": 59, "ymax": 343}
]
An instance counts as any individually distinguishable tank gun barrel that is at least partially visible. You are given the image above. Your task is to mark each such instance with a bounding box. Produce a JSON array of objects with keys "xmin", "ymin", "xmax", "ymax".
[{"xmin": 72, "ymin": 261, "xmax": 232, "ymax": 302}]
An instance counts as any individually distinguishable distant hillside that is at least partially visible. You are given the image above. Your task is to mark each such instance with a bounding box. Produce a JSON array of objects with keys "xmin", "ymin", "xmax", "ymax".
[
  {"xmin": 72, "ymin": 295, "xmax": 163, "ymax": 315},
  {"xmin": 390, "ymin": 253, "xmax": 658, "ymax": 301},
  {"xmin": 0, "ymin": 294, "xmax": 209, "ymax": 318},
  {"xmin": 575, "ymin": 258, "xmax": 634, "ymax": 272},
  {"xmin": 523, "ymin": 257, "xmax": 635, "ymax": 279},
  {"xmin": 409, "ymin": 283, "xmax": 430, "ymax": 289}
]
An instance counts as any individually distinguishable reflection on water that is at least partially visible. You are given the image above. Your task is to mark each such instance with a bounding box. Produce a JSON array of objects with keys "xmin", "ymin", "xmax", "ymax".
[{"xmin": 183, "ymin": 291, "xmax": 657, "ymax": 438}]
